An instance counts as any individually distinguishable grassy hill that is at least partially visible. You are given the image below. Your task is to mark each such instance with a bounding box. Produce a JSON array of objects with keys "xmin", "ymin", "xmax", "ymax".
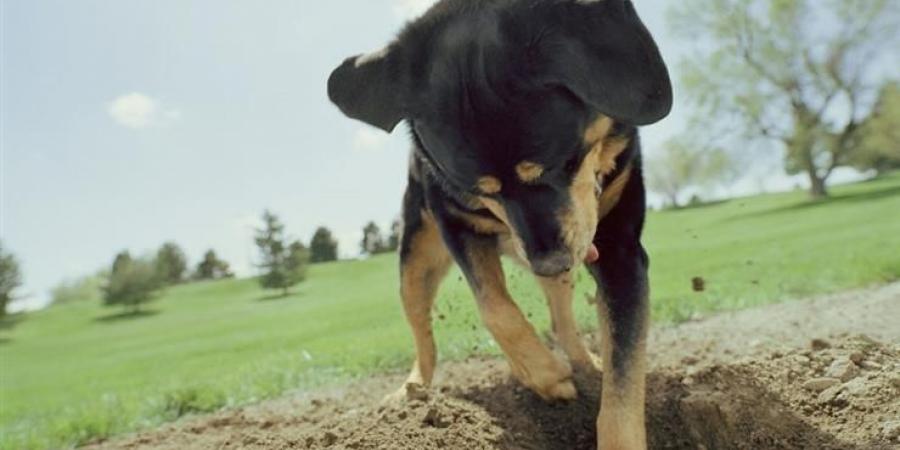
[{"xmin": 2, "ymin": 173, "xmax": 899, "ymax": 449}]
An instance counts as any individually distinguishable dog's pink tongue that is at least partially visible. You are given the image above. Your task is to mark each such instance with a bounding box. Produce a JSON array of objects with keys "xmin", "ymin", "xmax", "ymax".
[{"xmin": 584, "ymin": 244, "xmax": 599, "ymax": 263}]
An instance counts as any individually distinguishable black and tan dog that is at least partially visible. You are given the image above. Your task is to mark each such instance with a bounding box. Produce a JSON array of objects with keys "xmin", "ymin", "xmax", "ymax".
[{"xmin": 328, "ymin": 0, "xmax": 671, "ymax": 448}]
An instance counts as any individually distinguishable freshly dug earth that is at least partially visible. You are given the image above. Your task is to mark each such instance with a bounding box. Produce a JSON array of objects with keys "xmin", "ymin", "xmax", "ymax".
[{"xmin": 93, "ymin": 284, "xmax": 900, "ymax": 450}]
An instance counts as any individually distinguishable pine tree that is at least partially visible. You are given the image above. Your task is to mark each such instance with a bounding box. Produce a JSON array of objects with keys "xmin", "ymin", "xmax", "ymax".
[
  {"xmin": 255, "ymin": 211, "xmax": 308, "ymax": 295},
  {"xmin": 310, "ymin": 227, "xmax": 339, "ymax": 263}
]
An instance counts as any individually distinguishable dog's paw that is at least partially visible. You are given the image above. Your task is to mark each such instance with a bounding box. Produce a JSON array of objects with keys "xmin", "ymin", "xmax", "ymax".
[
  {"xmin": 571, "ymin": 351, "xmax": 603, "ymax": 375},
  {"xmin": 511, "ymin": 358, "xmax": 577, "ymax": 401},
  {"xmin": 381, "ymin": 382, "xmax": 430, "ymax": 405},
  {"xmin": 539, "ymin": 377, "xmax": 577, "ymax": 401}
]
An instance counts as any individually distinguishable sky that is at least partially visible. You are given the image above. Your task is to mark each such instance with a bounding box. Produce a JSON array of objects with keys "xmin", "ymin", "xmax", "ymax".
[{"xmin": 0, "ymin": 0, "xmax": 878, "ymax": 310}]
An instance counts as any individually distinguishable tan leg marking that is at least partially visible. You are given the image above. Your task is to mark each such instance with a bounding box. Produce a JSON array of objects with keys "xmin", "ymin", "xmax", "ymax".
[
  {"xmin": 596, "ymin": 300, "xmax": 648, "ymax": 450},
  {"xmin": 387, "ymin": 211, "xmax": 452, "ymax": 402},
  {"xmin": 467, "ymin": 242, "xmax": 576, "ymax": 401},
  {"xmin": 537, "ymin": 273, "xmax": 601, "ymax": 371}
]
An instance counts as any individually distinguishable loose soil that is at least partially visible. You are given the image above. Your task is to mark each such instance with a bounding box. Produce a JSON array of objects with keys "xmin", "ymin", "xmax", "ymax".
[{"xmin": 91, "ymin": 283, "xmax": 900, "ymax": 449}]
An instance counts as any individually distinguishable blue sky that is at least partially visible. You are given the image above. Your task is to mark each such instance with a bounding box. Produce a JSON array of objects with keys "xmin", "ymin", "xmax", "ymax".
[{"xmin": 0, "ymin": 0, "xmax": 875, "ymax": 309}]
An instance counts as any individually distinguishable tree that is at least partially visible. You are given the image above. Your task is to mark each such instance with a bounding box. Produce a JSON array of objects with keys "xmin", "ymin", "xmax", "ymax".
[
  {"xmin": 361, "ymin": 221, "xmax": 386, "ymax": 255},
  {"xmin": 155, "ymin": 242, "xmax": 188, "ymax": 285},
  {"xmin": 51, "ymin": 273, "xmax": 104, "ymax": 306},
  {"xmin": 103, "ymin": 251, "xmax": 163, "ymax": 314},
  {"xmin": 193, "ymin": 250, "xmax": 234, "ymax": 281},
  {"xmin": 0, "ymin": 242, "xmax": 23, "ymax": 317},
  {"xmin": 386, "ymin": 219, "xmax": 402, "ymax": 252},
  {"xmin": 850, "ymin": 82, "xmax": 900, "ymax": 174},
  {"xmin": 669, "ymin": 0, "xmax": 899, "ymax": 198},
  {"xmin": 310, "ymin": 227, "xmax": 339, "ymax": 263},
  {"xmin": 646, "ymin": 136, "xmax": 735, "ymax": 208},
  {"xmin": 255, "ymin": 211, "xmax": 308, "ymax": 295}
]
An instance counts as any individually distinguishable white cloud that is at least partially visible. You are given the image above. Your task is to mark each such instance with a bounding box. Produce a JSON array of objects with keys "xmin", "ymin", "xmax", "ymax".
[
  {"xmin": 392, "ymin": 0, "xmax": 437, "ymax": 19},
  {"xmin": 352, "ymin": 126, "xmax": 390, "ymax": 151},
  {"xmin": 107, "ymin": 92, "xmax": 180, "ymax": 129}
]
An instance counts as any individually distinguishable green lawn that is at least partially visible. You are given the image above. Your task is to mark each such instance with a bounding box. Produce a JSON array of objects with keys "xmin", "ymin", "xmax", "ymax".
[{"xmin": 2, "ymin": 173, "xmax": 899, "ymax": 449}]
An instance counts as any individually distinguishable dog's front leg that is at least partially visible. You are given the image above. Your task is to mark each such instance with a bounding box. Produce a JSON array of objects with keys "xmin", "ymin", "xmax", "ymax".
[
  {"xmin": 537, "ymin": 274, "xmax": 601, "ymax": 372},
  {"xmin": 587, "ymin": 172, "xmax": 649, "ymax": 450},
  {"xmin": 439, "ymin": 223, "xmax": 576, "ymax": 401}
]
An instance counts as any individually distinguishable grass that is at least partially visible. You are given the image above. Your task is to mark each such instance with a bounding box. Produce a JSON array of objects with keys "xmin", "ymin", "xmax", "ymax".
[{"xmin": 2, "ymin": 173, "xmax": 899, "ymax": 449}]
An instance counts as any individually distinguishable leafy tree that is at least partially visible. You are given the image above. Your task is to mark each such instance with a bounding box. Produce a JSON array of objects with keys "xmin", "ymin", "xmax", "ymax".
[
  {"xmin": 386, "ymin": 219, "xmax": 401, "ymax": 252},
  {"xmin": 669, "ymin": 0, "xmax": 899, "ymax": 198},
  {"xmin": 103, "ymin": 251, "xmax": 163, "ymax": 314},
  {"xmin": 310, "ymin": 227, "xmax": 339, "ymax": 263},
  {"xmin": 193, "ymin": 250, "xmax": 234, "ymax": 281},
  {"xmin": 0, "ymin": 242, "xmax": 23, "ymax": 317},
  {"xmin": 255, "ymin": 211, "xmax": 308, "ymax": 295},
  {"xmin": 850, "ymin": 82, "xmax": 900, "ymax": 174},
  {"xmin": 51, "ymin": 273, "xmax": 104, "ymax": 305},
  {"xmin": 361, "ymin": 221, "xmax": 386, "ymax": 255},
  {"xmin": 155, "ymin": 242, "xmax": 188, "ymax": 285},
  {"xmin": 646, "ymin": 136, "xmax": 734, "ymax": 208}
]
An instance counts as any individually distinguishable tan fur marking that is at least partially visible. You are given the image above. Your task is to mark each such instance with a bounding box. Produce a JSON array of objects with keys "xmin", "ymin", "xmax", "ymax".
[
  {"xmin": 465, "ymin": 242, "xmax": 575, "ymax": 401},
  {"xmin": 477, "ymin": 176, "xmax": 502, "ymax": 194},
  {"xmin": 596, "ymin": 299, "xmax": 648, "ymax": 450},
  {"xmin": 584, "ymin": 115, "xmax": 615, "ymax": 146},
  {"xmin": 597, "ymin": 136, "xmax": 630, "ymax": 176},
  {"xmin": 597, "ymin": 165, "xmax": 633, "ymax": 221},
  {"xmin": 515, "ymin": 161, "xmax": 545, "ymax": 184},
  {"xmin": 447, "ymin": 205, "xmax": 509, "ymax": 235},
  {"xmin": 537, "ymin": 273, "xmax": 600, "ymax": 370},
  {"xmin": 392, "ymin": 211, "xmax": 452, "ymax": 398}
]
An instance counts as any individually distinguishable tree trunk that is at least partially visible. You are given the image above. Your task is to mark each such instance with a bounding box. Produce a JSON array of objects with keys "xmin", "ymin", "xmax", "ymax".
[{"xmin": 808, "ymin": 171, "xmax": 828, "ymax": 199}]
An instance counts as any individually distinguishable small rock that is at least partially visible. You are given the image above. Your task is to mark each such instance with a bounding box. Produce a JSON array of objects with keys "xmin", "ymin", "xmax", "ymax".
[
  {"xmin": 322, "ymin": 431, "xmax": 339, "ymax": 446},
  {"xmin": 803, "ymin": 377, "xmax": 841, "ymax": 393},
  {"xmin": 810, "ymin": 338, "xmax": 831, "ymax": 351},
  {"xmin": 405, "ymin": 383, "xmax": 430, "ymax": 402},
  {"xmin": 681, "ymin": 356, "xmax": 700, "ymax": 366},
  {"xmin": 860, "ymin": 360, "xmax": 883, "ymax": 370},
  {"xmin": 423, "ymin": 407, "xmax": 451, "ymax": 428},
  {"xmin": 825, "ymin": 359, "xmax": 860, "ymax": 382},
  {"xmin": 842, "ymin": 377, "xmax": 869, "ymax": 396},
  {"xmin": 882, "ymin": 421, "xmax": 900, "ymax": 440},
  {"xmin": 848, "ymin": 352, "xmax": 864, "ymax": 364},
  {"xmin": 682, "ymin": 376, "xmax": 696, "ymax": 386},
  {"xmin": 817, "ymin": 385, "xmax": 845, "ymax": 405}
]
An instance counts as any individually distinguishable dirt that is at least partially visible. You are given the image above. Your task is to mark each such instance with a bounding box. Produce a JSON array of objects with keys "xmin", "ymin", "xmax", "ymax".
[{"xmin": 91, "ymin": 283, "xmax": 900, "ymax": 450}]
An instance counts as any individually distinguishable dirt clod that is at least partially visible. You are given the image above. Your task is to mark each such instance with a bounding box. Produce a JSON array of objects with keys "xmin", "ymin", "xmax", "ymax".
[{"xmin": 803, "ymin": 377, "xmax": 841, "ymax": 392}]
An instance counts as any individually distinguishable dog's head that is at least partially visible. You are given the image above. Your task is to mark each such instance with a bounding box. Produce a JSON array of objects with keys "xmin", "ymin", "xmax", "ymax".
[{"xmin": 329, "ymin": 0, "xmax": 671, "ymax": 277}]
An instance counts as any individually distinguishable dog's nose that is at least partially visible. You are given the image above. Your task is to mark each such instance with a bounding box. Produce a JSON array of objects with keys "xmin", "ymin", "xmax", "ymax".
[{"xmin": 530, "ymin": 250, "xmax": 574, "ymax": 277}]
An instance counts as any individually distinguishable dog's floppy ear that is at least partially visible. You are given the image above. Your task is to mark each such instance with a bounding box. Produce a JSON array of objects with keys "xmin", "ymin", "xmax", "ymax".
[
  {"xmin": 537, "ymin": 0, "xmax": 673, "ymax": 125},
  {"xmin": 328, "ymin": 47, "xmax": 404, "ymax": 133}
]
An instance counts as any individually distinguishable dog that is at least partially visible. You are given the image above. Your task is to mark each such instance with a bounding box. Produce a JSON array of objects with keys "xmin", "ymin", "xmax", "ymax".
[{"xmin": 327, "ymin": 0, "xmax": 671, "ymax": 448}]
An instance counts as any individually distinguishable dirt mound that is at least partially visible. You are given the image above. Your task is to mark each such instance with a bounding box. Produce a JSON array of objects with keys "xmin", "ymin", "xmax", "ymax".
[{"xmin": 93, "ymin": 284, "xmax": 900, "ymax": 450}]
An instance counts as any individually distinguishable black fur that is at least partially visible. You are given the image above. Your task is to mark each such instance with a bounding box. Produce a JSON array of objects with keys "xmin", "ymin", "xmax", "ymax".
[{"xmin": 329, "ymin": 0, "xmax": 670, "ymax": 437}]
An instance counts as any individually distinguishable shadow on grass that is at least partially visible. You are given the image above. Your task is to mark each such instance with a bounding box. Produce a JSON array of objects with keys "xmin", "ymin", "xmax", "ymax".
[
  {"xmin": 93, "ymin": 310, "xmax": 160, "ymax": 323},
  {"xmin": 256, "ymin": 291, "xmax": 303, "ymax": 302},
  {"xmin": 730, "ymin": 184, "xmax": 900, "ymax": 221},
  {"xmin": 0, "ymin": 337, "xmax": 12, "ymax": 345},
  {"xmin": 0, "ymin": 312, "xmax": 25, "ymax": 330}
]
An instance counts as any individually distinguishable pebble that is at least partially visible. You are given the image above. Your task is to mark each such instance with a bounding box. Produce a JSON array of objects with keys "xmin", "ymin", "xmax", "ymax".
[
  {"xmin": 810, "ymin": 338, "xmax": 831, "ymax": 351},
  {"xmin": 803, "ymin": 377, "xmax": 841, "ymax": 392},
  {"xmin": 882, "ymin": 421, "xmax": 900, "ymax": 440},
  {"xmin": 825, "ymin": 359, "xmax": 860, "ymax": 382},
  {"xmin": 849, "ymin": 352, "xmax": 864, "ymax": 364},
  {"xmin": 817, "ymin": 385, "xmax": 845, "ymax": 405},
  {"xmin": 860, "ymin": 360, "xmax": 883, "ymax": 370}
]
